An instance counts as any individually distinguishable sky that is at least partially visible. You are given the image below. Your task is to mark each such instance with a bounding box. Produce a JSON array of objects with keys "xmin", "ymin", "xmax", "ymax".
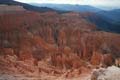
[{"xmin": 15, "ymin": 0, "xmax": 120, "ymax": 9}]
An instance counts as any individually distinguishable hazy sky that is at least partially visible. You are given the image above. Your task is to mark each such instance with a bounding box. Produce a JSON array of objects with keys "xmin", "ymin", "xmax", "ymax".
[{"xmin": 15, "ymin": 0, "xmax": 120, "ymax": 9}]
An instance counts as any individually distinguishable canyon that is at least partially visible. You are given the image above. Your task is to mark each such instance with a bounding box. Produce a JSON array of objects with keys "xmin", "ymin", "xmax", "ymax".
[{"xmin": 0, "ymin": 5, "xmax": 120, "ymax": 80}]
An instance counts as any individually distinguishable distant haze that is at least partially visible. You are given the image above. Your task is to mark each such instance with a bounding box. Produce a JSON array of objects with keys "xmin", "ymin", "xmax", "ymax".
[{"xmin": 14, "ymin": 0, "xmax": 120, "ymax": 10}]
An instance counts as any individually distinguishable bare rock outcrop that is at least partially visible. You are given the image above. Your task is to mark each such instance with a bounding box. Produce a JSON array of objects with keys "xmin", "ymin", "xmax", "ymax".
[{"xmin": 91, "ymin": 66, "xmax": 120, "ymax": 80}]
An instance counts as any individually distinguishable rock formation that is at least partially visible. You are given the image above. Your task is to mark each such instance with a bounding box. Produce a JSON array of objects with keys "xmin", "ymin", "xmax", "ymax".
[
  {"xmin": 91, "ymin": 66, "xmax": 120, "ymax": 80},
  {"xmin": 0, "ymin": 10, "xmax": 120, "ymax": 79}
]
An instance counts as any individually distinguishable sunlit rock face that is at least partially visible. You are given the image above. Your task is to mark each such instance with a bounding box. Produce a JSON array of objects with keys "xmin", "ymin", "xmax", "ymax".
[{"xmin": 0, "ymin": 10, "xmax": 120, "ymax": 80}]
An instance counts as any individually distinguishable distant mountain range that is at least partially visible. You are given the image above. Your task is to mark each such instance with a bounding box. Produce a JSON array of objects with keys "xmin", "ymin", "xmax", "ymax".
[
  {"xmin": 31, "ymin": 3, "xmax": 120, "ymax": 28},
  {"xmin": 82, "ymin": 12, "xmax": 120, "ymax": 33},
  {"xmin": 31, "ymin": 3, "xmax": 102, "ymax": 12},
  {"xmin": 0, "ymin": 0, "xmax": 120, "ymax": 33},
  {"xmin": 98, "ymin": 9, "xmax": 120, "ymax": 24},
  {"xmin": 0, "ymin": 0, "xmax": 55, "ymax": 12}
]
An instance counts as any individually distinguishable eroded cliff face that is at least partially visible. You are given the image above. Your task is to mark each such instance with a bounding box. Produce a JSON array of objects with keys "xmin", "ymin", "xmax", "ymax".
[
  {"xmin": 0, "ymin": 5, "xmax": 26, "ymax": 12},
  {"xmin": 0, "ymin": 11, "xmax": 120, "ymax": 77}
]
